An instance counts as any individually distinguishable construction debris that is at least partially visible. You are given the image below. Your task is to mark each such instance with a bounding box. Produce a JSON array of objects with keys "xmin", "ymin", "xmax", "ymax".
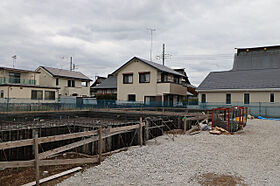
[{"xmin": 209, "ymin": 127, "xmax": 231, "ymax": 135}]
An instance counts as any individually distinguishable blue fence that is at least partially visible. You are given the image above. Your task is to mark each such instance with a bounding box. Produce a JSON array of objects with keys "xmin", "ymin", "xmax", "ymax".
[{"xmin": 0, "ymin": 98, "xmax": 279, "ymax": 117}]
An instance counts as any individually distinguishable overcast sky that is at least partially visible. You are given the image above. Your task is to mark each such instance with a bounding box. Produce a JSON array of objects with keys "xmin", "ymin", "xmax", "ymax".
[{"xmin": 1, "ymin": 0, "xmax": 280, "ymax": 86}]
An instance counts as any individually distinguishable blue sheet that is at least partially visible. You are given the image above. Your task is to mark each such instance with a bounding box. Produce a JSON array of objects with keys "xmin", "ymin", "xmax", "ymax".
[{"xmin": 257, "ymin": 116, "xmax": 280, "ymax": 121}]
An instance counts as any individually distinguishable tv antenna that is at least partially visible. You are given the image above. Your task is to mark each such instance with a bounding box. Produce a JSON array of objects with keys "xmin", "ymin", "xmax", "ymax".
[
  {"xmin": 12, "ymin": 55, "xmax": 16, "ymax": 68},
  {"xmin": 147, "ymin": 28, "xmax": 156, "ymax": 61}
]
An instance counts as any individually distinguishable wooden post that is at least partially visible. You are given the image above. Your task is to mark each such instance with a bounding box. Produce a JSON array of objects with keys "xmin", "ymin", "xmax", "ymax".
[
  {"xmin": 183, "ymin": 117, "xmax": 187, "ymax": 134},
  {"xmin": 34, "ymin": 132, "xmax": 40, "ymax": 186},
  {"xmin": 145, "ymin": 120, "xmax": 149, "ymax": 142},
  {"xmin": 139, "ymin": 117, "xmax": 143, "ymax": 147},
  {"xmin": 98, "ymin": 126, "xmax": 102, "ymax": 164}
]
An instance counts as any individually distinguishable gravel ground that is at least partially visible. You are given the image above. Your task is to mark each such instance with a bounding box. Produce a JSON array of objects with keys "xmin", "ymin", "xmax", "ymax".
[{"xmin": 58, "ymin": 119, "xmax": 280, "ymax": 186}]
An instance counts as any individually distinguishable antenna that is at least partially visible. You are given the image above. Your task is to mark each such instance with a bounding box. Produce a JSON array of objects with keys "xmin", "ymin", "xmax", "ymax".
[
  {"xmin": 12, "ymin": 55, "xmax": 16, "ymax": 68},
  {"xmin": 147, "ymin": 28, "xmax": 156, "ymax": 61}
]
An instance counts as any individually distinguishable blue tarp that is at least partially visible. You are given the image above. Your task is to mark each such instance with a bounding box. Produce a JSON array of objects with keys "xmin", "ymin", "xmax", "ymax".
[{"xmin": 257, "ymin": 116, "xmax": 280, "ymax": 121}]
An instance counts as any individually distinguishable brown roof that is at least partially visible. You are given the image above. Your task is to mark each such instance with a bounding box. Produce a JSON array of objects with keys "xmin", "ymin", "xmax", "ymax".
[
  {"xmin": 0, "ymin": 66, "xmax": 39, "ymax": 73},
  {"xmin": 39, "ymin": 66, "xmax": 92, "ymax": 81}
]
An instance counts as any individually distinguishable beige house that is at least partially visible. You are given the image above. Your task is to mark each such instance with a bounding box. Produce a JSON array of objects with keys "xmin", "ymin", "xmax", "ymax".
[
  {"xmin": 0, "ymin": 66, "xmax": 59, "ymax": 102},
  {"xmin": 197, "ymin": 45, "xmax": 280, "ymax": 105},
  {"xmin": 36, "ymin": 66, "xmax": 92, "ymax": 97},
  {"xmin": 112, "ymin": 57, "xmax": 191, "ymax": 106}
]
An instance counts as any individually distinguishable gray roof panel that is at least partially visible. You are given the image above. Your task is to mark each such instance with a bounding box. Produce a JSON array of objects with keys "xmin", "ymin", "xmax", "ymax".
[
  {"xmin": 91, "ymin": 76, "xmax": 117, "ymax": 89},
  {"xmin": 197, "ymin": 68, "xmax": 280, "ymax": 90},
  {"xmin": 40, "ymin": 66, "xmax": 91, "ymax": 81}
]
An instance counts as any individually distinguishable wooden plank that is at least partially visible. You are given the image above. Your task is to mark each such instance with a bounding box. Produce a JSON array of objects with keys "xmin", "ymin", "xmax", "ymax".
[
  {"xmin": 22, "ymin": 167, "xmax": 82, "ymax": 186},
  {"xmin": 0, "ymin": 130, "xmax": 98, "ymax": 150},
  {"xmin": 0, "ymin": 160, "xmax": 34, "ymax": 168},
  {"xmin": 98, "ymin": 127, "xmax": 102, "ymax": 164},
  {"xmin": 0, "ymin": 124, "xmax": 139, "ymax": 150},
  {"xmin": 109, "ymin": 124, "xmax": 140, "ymax": 133},
  {"xmin": 147, "ymin": 125, "xmax": 165, "ymax": 130},
  {"xmin": 38, "ymin": 135, "xmax": 99, "ymax": 160},
  {"xmin": 38, "ymin": 130, "xmax": 128, "ymax": 160},
  {"xmin": 40, "ymin": 158, "xmax": 99, "ymax": 166},
  {"xmin": 34, "ymin": 133, "xmax": 40, "ymax": 186}
]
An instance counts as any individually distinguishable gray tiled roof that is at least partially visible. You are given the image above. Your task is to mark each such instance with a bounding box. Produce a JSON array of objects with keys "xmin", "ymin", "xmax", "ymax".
[
  {"xmin": 197, "ymin": 68, "xmax": 280, "ymax": 90},
  {"xmin": 91, "ymin": 76, "xmax": 117, "ymax": 89},
  {"xmin": 112, "ymin": 57, "xmax": 187, "ymax": 77},
  {"xmin": 40, "ymin": 66, "xmax": 91, "ymax": 81},
  {"xmin": 136, "ymin": 57, "xmax": 186, "ymax": 77}
]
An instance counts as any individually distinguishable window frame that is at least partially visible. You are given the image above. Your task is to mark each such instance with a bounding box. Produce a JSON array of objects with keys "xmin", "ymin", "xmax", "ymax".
[
  {"xmin": 123, "ymin": 73, "xmax": 133, "ymax": 84},
  {"xmin": 201, "ymin": 94, "xmax": 206, "ymax": 103},
  {"xmin": 244, "ymin": 93, "xmax": 250, "ymax": 104},
  {"xmin": 56, "ymin": 78, "xmax": 59, "ymax": 86},
  {"xmin": 226, "ymin": 93, "xmax": 231, "ymax": 104},
  {"xmin": 128, "ymin": 94, "xmax": 136, "ymax": 101},
  {"xmin": 31, "ymin": 90, "xmax": 43, "ymax": 100},
  {"xmin": 139, "ymin": 72, "xmax": 150, "ymax": 83},
  {"xmin": 270, "ymin": 93, "xmax": 275, "ymax": 103},
  {"xmin": 45, "ymin": 91, "xmax": 55, "ymax": 100}
]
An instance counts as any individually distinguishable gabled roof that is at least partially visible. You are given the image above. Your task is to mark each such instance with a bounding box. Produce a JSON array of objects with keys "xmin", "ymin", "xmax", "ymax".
[
  {"xmin": 91, "ymin": 76, "xmax": 117, "ymax": 89},
  {"xmin": 197, "ymin": 68, "xmax": 280, "ymax": 91},
  {"xmin": 112, "ymin": 57, "xmax": 187, "ymax": 77},
  {"xmin": 38, "ymin": 66, "xmax": 92, "ymax": 81}
]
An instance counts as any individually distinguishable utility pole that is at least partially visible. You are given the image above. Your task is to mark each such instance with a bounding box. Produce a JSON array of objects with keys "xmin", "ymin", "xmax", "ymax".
[
  {"xmin": 156, "ymin": 43, "xmax": 171, "ymax": 66},
  {"xmin": 162, "ymin": 44, "xmax": 165, "ymax": 66},
  {"xmin": 70, "ymin": 57, "xmax": 73, "ymax": 71},
  {"xmin": 147, "ymin": 28, "xmax": 156, "ymax": 61}
]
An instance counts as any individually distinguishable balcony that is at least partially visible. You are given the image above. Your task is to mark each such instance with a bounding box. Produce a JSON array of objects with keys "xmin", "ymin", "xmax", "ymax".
[
  {"xmin": 0, "ymin": 77, "xmax": 36, "ymax": 85},
  {"xmin": 157, "ymin": 81, "xmax": 188, "ymax": 95}
]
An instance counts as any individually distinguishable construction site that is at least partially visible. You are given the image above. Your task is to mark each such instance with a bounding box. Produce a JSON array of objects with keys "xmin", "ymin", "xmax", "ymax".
[{"xmin": 0, "ymin": 107, "xmax": 279, "ymax": 186}]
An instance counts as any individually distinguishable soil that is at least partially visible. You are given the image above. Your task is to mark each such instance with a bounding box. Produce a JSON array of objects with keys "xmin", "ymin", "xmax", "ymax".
[{"xmin": 192, "ymin": 173, "xmax": 247, "ymax": 186}]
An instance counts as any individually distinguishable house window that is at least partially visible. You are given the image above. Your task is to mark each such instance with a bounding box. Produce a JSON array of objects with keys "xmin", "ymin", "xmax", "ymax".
[
  {"xmin": 270, "ymin": 93, "xmax": 274, "ymax": 103},
  {"xmin": 128, "ymin": 94, "xmax": 136, "ymax": 101},
  {"xmin": 31, "ymin": 90, "xmax": 43, "ymax": 100},
  {"xmin": 45, "ymin": 91, "xmax": 55, "ymax": 100},
  {"xmin": 68, "ymin": 80, "xmax": 75, "ymax": 87},
  {"xmin": 174, "ymin": 76, "xmax": 179, "ymax": 84},
  {"xmin": 81, "ymin": 81, "xmax": 88, "ymax": 87},
  {"xmin": 9, "ymin": 72, "xmax": 20, "ymax": 83},
  {"xmin": 144, "ymin": 96, "xmax": 156, "ymax": 104},
  {"xmin": 0, "ymin": 90, "xmax": 3, "ymax": 98},
  {"xmin": 139, "ymin": 72, "xmax": 150, "ymax": 83},
  {"xmin": 123, "ymin": 74, "xmax": 133, "ymax": 84},
  {"xmin": 226, "ymin": 93, "xmax": 231, "ymax": 104},
  {"xmin": 56, "ymin": 78, "xmax": 59, "ymax": 86},
  {"xmin": 244, "ymin": 93, "xmax": 250, "ymax": 104},
  {"xmin": 201, "ymin": 94, "xmax": 206, "ymax": 103},
  {"xmin": 161, "ymin": 73, "xmax": 168, "ymax": 82}
]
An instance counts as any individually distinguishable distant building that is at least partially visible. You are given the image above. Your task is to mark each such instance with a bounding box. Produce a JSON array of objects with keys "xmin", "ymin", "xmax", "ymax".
[
  {"xmin": 91, "ymin": 75, "xmax": 117, "ymax": 99},
  {"xmin": 197, "ymin": 45, "xmax": 280, "ymax": 104},
  {"xmin": 112, "ymin": 56, "xmax": 193, "ymax": 106},
  {"xmin": 0, "ymin": 66, "xmax": 59, "ymax": 102},
  {"xmin": 90, "ymin": 76, "xmax": 106, "ymax": 96},
  {"xmin": 36, "ymin": 66, "xmax": 92, "ymax": 97}
]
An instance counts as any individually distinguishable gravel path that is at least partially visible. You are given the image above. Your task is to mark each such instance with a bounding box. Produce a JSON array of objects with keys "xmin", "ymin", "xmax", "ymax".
[{"xmin": 58, "ymin": 119, "xmax": 280, "ymax": 186}]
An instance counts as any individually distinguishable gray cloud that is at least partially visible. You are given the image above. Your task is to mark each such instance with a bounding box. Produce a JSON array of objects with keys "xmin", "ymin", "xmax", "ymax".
[{"xmin": 1, "ymin": 0, "xmax": 280, "ymax": 85}]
